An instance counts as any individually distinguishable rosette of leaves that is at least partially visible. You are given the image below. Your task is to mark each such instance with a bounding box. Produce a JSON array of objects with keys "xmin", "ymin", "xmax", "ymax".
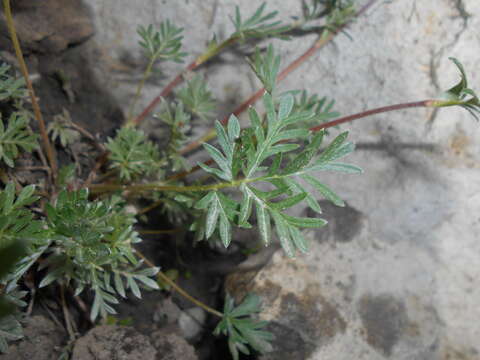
[
  {"xmin": 106, "ymin": 127, "xmax": 161, "ymax": 182},
  {"xmin": 176, "ymin": 75, "xmax": 216, "ymax": 122},
  {"xmin": 41, "ymin": 189, "xmax": 159, "ymax": 321}
]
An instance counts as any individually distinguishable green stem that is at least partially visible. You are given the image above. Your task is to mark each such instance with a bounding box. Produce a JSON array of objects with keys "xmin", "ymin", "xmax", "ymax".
[
  {"xmin": 125, "ymin": 58, "xmax": 155, "ymax": 126},
  {"xmin": 89, "ymin": 176, "xmax": 259, "ymax": 194}
]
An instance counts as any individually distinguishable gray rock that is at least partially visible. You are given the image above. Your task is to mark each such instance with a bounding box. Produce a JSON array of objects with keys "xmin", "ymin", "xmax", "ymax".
[
  {"xmin": 0, "ymin": 315, "xmax": 64, "ymax": 360},
  {"xmin": 226, "ymin": 208, "xmax": 441, "ymax": 360},
  {"xmin": 151, "ymin": 326, "xmax": 198, "ymax": 360},
  {"xmin": 178, "ymin": 307, "xmax": 206, "ymax": 341},
  {"xmin": 0, "ymin": 0, "xmax": 94, "ymax": 54},
  {"xmin": 72, "ymin": 325, "xmax": 157, "ymax": 360}
]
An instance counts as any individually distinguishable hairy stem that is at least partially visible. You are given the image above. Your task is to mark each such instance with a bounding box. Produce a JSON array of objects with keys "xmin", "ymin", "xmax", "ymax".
[
  {"xmin": 2, "ymin": 0, "xmax": 58, "ymax": 178},
  {"xmin": 89, "ymin": 176, "xmax": 258, "ymax": 194},
  {"xmin": 135, "ymin": 249, "xmax": 223, "ymax": 318}
]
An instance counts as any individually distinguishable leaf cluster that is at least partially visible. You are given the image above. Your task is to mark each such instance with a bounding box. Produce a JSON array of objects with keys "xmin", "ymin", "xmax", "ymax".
[
  {"xmin": 47, "ymin": 109, "xmax": 79, "ymax": 148},
  {"xmin": 0, "ymin": 112, "xmax": 38, "ymax": 168},
  {"xmin": 248, "ymin": 45, "xmax": 280, "ymax": 94},
  {"xmin": 293, "ymin": 90, "xmax": 339, "ymax": 127},
  {"xmin": 137, "ymin": 21, "xmax": 187, "ymax": 63},
  {"xmin": 231, "ymin": 2, "xmax": 291, "ymax": 40},
  {"xmin": 214, "ymin": 294, "xmax": 273, "ymax": 360},
  {"xmin": 176, "ymin": 75, "xmax": 216, "ymax": 122},
  {"xmin": 195, "ymin": 94, "xmax": 360, "ymax": 256},
  {"xmin": 436, "ymin": 57, "xmax": 480, "ymax": 120},
  {"xmin": 41, "ymin": 189, "xmax": 159, "ymax": 321},
  {"xmin": 156, "ymin": 100, "xmax": 192, "ymax": 172},
  {"xmin": 0, "ymin": 64, "xmax": 25, "ymax": 102},
  {"xmin": 0, "ymin": 184, "xmax": 48, "ymax": 352},
  {"xmin": 106, "ymin": 127, "xmax": 161, "ymax": 181}
]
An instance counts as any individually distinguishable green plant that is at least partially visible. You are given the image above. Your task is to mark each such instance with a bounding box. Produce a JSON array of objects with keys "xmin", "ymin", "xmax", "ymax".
[{"xmin": 1, "ymin": 0, "xmax": 479, "ymax": 359}]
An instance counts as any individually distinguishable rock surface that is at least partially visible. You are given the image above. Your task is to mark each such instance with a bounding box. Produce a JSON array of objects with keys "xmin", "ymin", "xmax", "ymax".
[
  {"xmin": 225, "ymin": 204, "xmax": 442, "ymax": 359},
  {"xmin": 72, "ymin": 325, "xmax": 158, "ymax": 360},
  {"xmin": 71, "ymin": 324, "xmax": 198, "ymax": 360},
  {"xmin": 0, "ymin": 316, "xmax": 64, "ymax": 360},
  {"xmin": 0, "ymin": 0, "xmax": 94, "ymax": 54}
]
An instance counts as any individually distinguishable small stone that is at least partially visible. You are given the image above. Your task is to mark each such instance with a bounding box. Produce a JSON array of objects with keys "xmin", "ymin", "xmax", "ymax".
[
  {"xmin": 151, "ymin": 326, "xmax": 198, "ymax": 360},
  {"xmin": 178, "ymin": 307, "xmax": 206, "ymax": 341}
]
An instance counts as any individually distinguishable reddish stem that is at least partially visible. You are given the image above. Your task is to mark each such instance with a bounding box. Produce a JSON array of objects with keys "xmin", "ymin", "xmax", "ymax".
[
  {"xmin": 310, "ymin": 100, "xmax": 433, "ymax": 132},
  {"xmin": 131, "ymin": 60, "xmax": 198, "ymax": 126}
]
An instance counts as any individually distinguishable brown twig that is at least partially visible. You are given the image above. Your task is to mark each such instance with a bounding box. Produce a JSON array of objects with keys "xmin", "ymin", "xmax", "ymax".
[{"xmin": 2, "ymin": 0, "xmax": 58, "ymax": 180}]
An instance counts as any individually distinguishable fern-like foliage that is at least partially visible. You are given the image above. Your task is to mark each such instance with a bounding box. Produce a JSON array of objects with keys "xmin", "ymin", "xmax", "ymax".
[
  {"xmin": 0, "ymin": 112, "xmax": 38, "ymax": 168},
  {"xmin": 176, "ymin": 75, "xmax": 216, "ymax": 122},
  {"xmin": 293, "ymin": 90, "xmax": 339, "ymax": 127},
  {"xmin": 41, "ymin": 190, "xmax": 159, "ymax": 321},
  {"xmin": 231, "ymin": 2, "xmax": 290, "ymax": 40},
  {"xmin": 106, "ymin": 127, "xmax": 160, "ymax": 181},
  {"xmin": 0, "ymin": 64, "xmax": 25, "ymax": 102},
  {"xmin": 0, "ymin": 287, "xmax": 26, "ymax": 353},
  {"xmin": 248, "ymin": 45, "xmax": 280, "ymax": 94},
  {"xmin": 193, "ymin": 46, "xmax": 360, "ymax": 257},
  {"xmin": 157, "ymin": 100, "xmax": 192, "ymax": 172},
  {"xmin": 0, "ymin": 184, "xmax": 49, "ymax": 353},
  {"xmin": 196, "ymin": 96, "xmax": 360, "ymax": 256},
  {"xmin": 137, "ymin": 21, "xmax": 187, "ymax": 63},
  {"xmin": 214, "ymin": 293, "xmax": 273, "ymax": 360}
]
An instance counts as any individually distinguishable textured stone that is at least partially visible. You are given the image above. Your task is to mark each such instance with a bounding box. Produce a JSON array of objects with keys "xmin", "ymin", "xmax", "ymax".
[
  {"xmin": 72, "ymin": 325, "xmax": 157, "ymax": 360},
  {"xmin": 0, "ymin": 316, "xmax": 64, "ymax": 360},
  {"xmin": 0, "ymin": 0, "xmax": 94, "ymax": 53}
]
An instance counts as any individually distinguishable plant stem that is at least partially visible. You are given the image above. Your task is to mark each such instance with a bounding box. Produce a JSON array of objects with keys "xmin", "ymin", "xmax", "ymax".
[
  {"xmin": 131, "ymin": 13, "xmax": 322, "ymax": 126},
  {"xmin": 125, "ymin": 58, "xmax": 155, "ymax": 126},
  {"xmin": 2, "ymin": 0, "xmax": 58, "ymax": 179},
  {"xmin": 179, "ymin": 0, "xmax": 378, "ymax": 156},
  {"xmin": 89, "ymin": 176, "xmax": 257, "ymax": 194},
  {"xmin": 309, "ymin": 100, "xmax": 434, "ymax": 132},
  {"xmin": 135, "ymin": 249, "xmax": 223, "ymax": 318}
]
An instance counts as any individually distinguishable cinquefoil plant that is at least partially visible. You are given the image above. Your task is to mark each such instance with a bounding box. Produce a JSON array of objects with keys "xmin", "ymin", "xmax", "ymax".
[{"xmin": 1, "ymin": 0, "xmax": 479, "ymax": 359}]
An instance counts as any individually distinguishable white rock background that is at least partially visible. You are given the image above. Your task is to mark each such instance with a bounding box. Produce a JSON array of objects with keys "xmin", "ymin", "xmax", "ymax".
[{"xmin": 83, "ymin": 0, "xmax": 480, "ymax": 359}]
